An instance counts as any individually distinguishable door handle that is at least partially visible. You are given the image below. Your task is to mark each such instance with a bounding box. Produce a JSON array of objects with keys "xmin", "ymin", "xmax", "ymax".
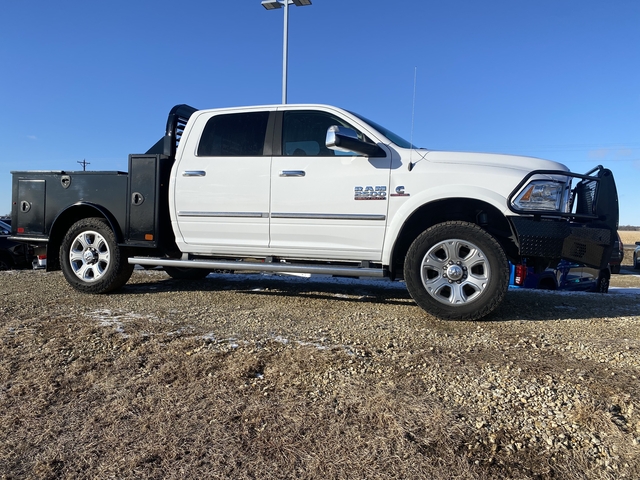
[
  {"xmin": 182, "ymin": 170, "xmax": 206, "ymax": 177},
  {"xmin": 279, "ymin": 170, "xmax": 305, "ymax": 177}
]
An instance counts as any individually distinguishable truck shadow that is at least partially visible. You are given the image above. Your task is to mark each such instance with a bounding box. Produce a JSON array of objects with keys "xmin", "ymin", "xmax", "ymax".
[
  {"xmin": 123, "ymin": 272, "xmax": 640, "ymax": 322},
  {"xmin": 488, "ymin": 288, "xmax": 640, "ymax": 322},
  {"xmin": 125, "ymin": 272, "xmax": 413, "ymax": 308}
]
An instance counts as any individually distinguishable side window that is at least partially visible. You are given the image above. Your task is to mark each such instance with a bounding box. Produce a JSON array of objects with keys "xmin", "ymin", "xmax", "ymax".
[
  {"xmin": 197, "ymin": 111, "xmax": 269, "ymax": 156},
  {"xmin": 282, "ymin": 111, "xmax": 365, "ymax": 157}
]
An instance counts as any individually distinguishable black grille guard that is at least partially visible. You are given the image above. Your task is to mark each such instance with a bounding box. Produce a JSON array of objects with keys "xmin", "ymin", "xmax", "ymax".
[
  {"xmin": 508, "ymin": 165, "xmax": 618, "ymax": 228},
  {"xmin": 508, "ymin": 166, "xmax": 619, "ymax": 270}
]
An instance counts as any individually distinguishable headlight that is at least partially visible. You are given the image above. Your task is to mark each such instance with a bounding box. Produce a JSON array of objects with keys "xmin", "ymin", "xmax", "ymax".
[{"xmin": 511, "ymin": 180, "xmax": 567, "ymax": 212}]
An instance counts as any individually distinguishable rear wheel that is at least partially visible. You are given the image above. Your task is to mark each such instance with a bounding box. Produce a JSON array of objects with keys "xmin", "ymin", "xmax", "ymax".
[
  {"xmin": 596, "ymin": 270, "xmax": 610, "ymax": 293},
  {"xmin": 164, "ymin": 266, "xmax": 211, "ymax": 280},
  {"xmin": 60, "ymin": 217, "xmax": 133, "ymax": 293},
  {"xmin": 404, "ymin": 221, "xmax": 509, "ymax": 320},
  {"xmin": 0, "ymin": 254, "xmax": 13, "ymax": 271}
]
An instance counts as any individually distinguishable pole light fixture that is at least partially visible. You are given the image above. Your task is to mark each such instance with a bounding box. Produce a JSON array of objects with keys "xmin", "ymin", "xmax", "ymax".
[
  {"xmin": 261, "ymin": 0, "xmax": 312, "ymax": 104},
  {"xmin": 261, "ymin": 1, "xmax": 281, "ymax": 9}
]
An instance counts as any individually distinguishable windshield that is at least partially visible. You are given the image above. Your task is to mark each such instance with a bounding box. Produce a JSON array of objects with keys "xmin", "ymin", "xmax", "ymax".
[{"xmin": 349, "ymin": 111, "xmax": 415, "ymax": 149}]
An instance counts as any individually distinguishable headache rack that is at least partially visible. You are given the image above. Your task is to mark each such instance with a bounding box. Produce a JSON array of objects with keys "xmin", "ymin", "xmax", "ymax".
[{"xmin": 146, "ymin": 104, "xmax": 198, "ymax": 158}]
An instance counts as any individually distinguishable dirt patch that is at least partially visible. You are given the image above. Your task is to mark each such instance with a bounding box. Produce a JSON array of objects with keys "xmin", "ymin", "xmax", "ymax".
[{"xmin": 1, "ymin": 270, "xmax": 639, "ymax": 479}]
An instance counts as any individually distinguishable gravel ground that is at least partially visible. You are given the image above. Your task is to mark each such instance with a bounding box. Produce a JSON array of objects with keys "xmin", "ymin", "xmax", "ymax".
[{"xmin": 1, "ymin": 268, "xmax": 640, "ymax": 478}]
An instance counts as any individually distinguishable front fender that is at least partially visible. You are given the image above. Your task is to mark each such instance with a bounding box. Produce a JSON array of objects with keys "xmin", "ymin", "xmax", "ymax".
[{"xmin": 382, "ymin": 186, "xmax": 511, "ymax": 265}]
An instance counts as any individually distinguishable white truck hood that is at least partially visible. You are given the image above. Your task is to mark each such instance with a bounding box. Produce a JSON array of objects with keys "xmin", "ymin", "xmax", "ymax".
[{"xmin": 421, "ymin": 150, "xmax": 569, "ymax": 173}]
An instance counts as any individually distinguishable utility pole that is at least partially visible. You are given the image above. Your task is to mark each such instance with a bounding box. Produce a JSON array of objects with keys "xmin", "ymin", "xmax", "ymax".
[{"xmin": 77, "ymin": 159, "xmax": 90, "ymax": 171}]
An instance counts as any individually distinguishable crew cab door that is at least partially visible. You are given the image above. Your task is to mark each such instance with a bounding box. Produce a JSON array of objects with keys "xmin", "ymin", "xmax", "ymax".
[
  {"xmin": 172, "ymin": 109, "xmax": 273, "ymax": 252},
  {"xmin": 269, "ymin": 108, "xmax": 391, "ymax": 260}
]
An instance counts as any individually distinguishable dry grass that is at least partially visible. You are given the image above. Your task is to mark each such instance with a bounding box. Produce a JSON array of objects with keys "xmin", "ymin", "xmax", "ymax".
[
  {"xmin": 617, "ymin": 231, "xmax": 640, "ymax": 246},
  {"xmin": 0, "ymin": 319, "xmax": 481, "ymax": 479},
  {"xmin": 2, "ymin": 270, "xmax": 640, "ymax": 479},
  {"xmin": 618, "ymin": 231, "xmax": 640, "ymax": 267}
]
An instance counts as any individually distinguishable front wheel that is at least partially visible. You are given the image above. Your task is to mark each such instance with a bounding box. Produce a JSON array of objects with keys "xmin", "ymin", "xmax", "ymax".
[
  {"xmin": 404, "ymin": 221, "xmax": 509, "ymax": 321},
  {"xmin": 60, "ymin": 217, "xmax": 134, "ymax": 293}
]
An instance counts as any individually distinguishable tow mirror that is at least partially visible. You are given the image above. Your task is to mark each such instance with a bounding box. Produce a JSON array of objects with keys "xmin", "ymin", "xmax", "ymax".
[{"xmin": 326, "ymin": 126, "xmax": 385, "ymax": 157}]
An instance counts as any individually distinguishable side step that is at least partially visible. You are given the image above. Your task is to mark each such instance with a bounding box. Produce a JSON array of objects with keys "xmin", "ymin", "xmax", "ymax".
[{"xmin": 129, "ymin": 257, "xmax": 386, "ymax": 278}]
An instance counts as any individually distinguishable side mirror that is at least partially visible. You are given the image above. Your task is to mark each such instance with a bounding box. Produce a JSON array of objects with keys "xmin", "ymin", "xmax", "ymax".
[{"xmin": 326, "ymin": 126, "xmax": 385, "ymax": 157}]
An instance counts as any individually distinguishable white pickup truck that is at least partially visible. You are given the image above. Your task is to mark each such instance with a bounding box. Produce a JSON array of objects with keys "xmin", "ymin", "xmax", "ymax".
[{"xmin": 10, "ymin": 104, "xmax": 619, "ymax": 320}]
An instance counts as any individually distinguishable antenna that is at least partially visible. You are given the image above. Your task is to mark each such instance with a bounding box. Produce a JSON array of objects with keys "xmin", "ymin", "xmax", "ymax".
[{"xmin": 408, "ymin": 67, "xmax": 417, "ymax": 171}]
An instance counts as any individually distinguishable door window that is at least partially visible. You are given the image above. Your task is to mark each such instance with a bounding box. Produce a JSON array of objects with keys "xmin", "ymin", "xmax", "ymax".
[
  {"xmin": 197, "ymin": 112, "xmax": 269, "ymax": 156},
  {"xmin": 282, "ymin": 111, "xmax": 366, "ymax": 156}
]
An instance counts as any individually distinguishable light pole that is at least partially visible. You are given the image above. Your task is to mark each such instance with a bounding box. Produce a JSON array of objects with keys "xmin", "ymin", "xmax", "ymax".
[{"xmin": 261, "ymin": 0, "xmax": 312, "ymax": 104}]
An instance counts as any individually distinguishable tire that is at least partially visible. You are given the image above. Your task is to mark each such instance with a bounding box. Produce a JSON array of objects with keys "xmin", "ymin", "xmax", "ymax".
[
  {"xmin": 610, "ymin": 264, "xmax": 620, "ymax": 275},
  {"xmin": 60, "ymin": 217, "xmax": 134, "ymax": 293},
  {"xmin": 0, "ymin": 254, "xmax": 12, "ymax": 271},
  {"xmin": 635, "ymin": 257, "xmax": 640, "ymax": 270},
  {"xmin": 404, "ymin": 221, "xmax": 509, "ymax": 321},
  {"xmin": 596, "ymin": 271, "xmax": 610, "ymax": 293},
  {"xmin": 164, "ymin": 266, "xmax": 211, "ymax": 280},
  {"xmin": 537, "ymin": 277, "xmax": 557, "ymax": 291}
]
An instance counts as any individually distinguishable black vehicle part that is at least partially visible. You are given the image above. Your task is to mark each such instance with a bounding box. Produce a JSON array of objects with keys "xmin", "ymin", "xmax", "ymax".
[
  {"xmin": 404, "ymin": 221, "xmax": 509, "ymax": 321},
  {"xmin": 508, "ymin": 166, "xmax": 618, "ymax": 270},
  {"xmin": 146, "ymin": 104, "xmax": 198, "ymax": 158},
  {"xmin": 164, "ymin": 266, "xmax": 211, "ymax": 280},
  {"xmin": 596, "ymin": 270, "xmax": 610, "ymax": 293},
  {"xmin": 60, "ymin": 217, "xmax": 134, "ymax": 293},
  {"xmin": 0, "ymin": 253, "xmax": 12, "ymax": 270}
]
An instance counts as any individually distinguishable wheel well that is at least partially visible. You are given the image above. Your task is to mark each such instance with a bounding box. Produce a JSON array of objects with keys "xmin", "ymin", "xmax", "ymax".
[
  {"xmin": 47, "ymin": 205, "xmax": 122, "ymax": 271},
  {"xmin": 389, "ymin": 198, "xmax": 515, "ymax": 279},
  {"xmin": 537, "ymin": 276, "xmax": 557, "ymax": 290},
  {"xmin": 0, "ymin": 252, "xmax": 13, "ymax": 269}
]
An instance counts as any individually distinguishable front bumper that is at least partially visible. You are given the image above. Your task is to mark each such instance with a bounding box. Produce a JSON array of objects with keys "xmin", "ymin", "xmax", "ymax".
[
  {"xmin": 509, "ymin": 217, "xmax": 614, "ymax": 269},
  {"xmin": 508, "ymin": 166, "xmax": 618, "ymax": 270}
]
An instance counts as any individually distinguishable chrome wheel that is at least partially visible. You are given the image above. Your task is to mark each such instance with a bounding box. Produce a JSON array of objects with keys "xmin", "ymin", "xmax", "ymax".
[
  {"xmin": 404, "ymin": 221, "xmax": 508, "ymax": 320},
  {"xmin": 61, "ymin": 218, "xmax": 133, "ymax": 293},
  {"xmin": 68, "ymin": 230, "xmax": 111, "ymax": 282},
  {"xmin": 419, "ymin": 238, "xmax": 490, "ymax": 306}
]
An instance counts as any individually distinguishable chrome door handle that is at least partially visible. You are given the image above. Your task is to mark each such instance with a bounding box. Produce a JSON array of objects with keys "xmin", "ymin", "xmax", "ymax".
[
  {"xmin": 182, "ymin": 170, "xmax": 206, "ymax": 177},
  {"xmin": 279, "ymin": 170, "xmax": 305, "ymax": 177}
]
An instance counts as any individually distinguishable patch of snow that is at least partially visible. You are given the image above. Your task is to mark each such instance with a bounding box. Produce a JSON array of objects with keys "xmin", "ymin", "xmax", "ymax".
[
  {"xmin": 87, "ymin": 309, "xmax": 157, "ymax": 336},
  {"xmin": 608, "ymin": 287, "xmax": 640, "ymax": 295},
  {"xmin": 270, "ymin": 334, "xmax": 357, "ymax": 355},
  {"xmin": 509, "ymin": 286, "xmax": 640, "ymax": 297}
]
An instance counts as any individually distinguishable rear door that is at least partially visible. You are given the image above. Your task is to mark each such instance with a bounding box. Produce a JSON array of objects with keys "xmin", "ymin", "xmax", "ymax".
[
  {"xmin": 269, "ymin": 108, "xmax": 391, "ymax": 260},
  {"xmin": 173, "ymin": 109, "xmax": 273, "ymax": 252}
]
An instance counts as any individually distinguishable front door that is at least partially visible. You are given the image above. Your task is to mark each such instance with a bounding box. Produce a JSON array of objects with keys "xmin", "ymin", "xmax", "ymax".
[{"xmin": 269, "ymin": 108, "xmax": 391, "ymax": 260}]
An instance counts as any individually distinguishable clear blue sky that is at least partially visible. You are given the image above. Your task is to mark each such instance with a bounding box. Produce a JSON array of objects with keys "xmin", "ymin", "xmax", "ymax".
[{"xmin": 1, "ymin": 1, "xmax": 639, "ymax": 225}]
